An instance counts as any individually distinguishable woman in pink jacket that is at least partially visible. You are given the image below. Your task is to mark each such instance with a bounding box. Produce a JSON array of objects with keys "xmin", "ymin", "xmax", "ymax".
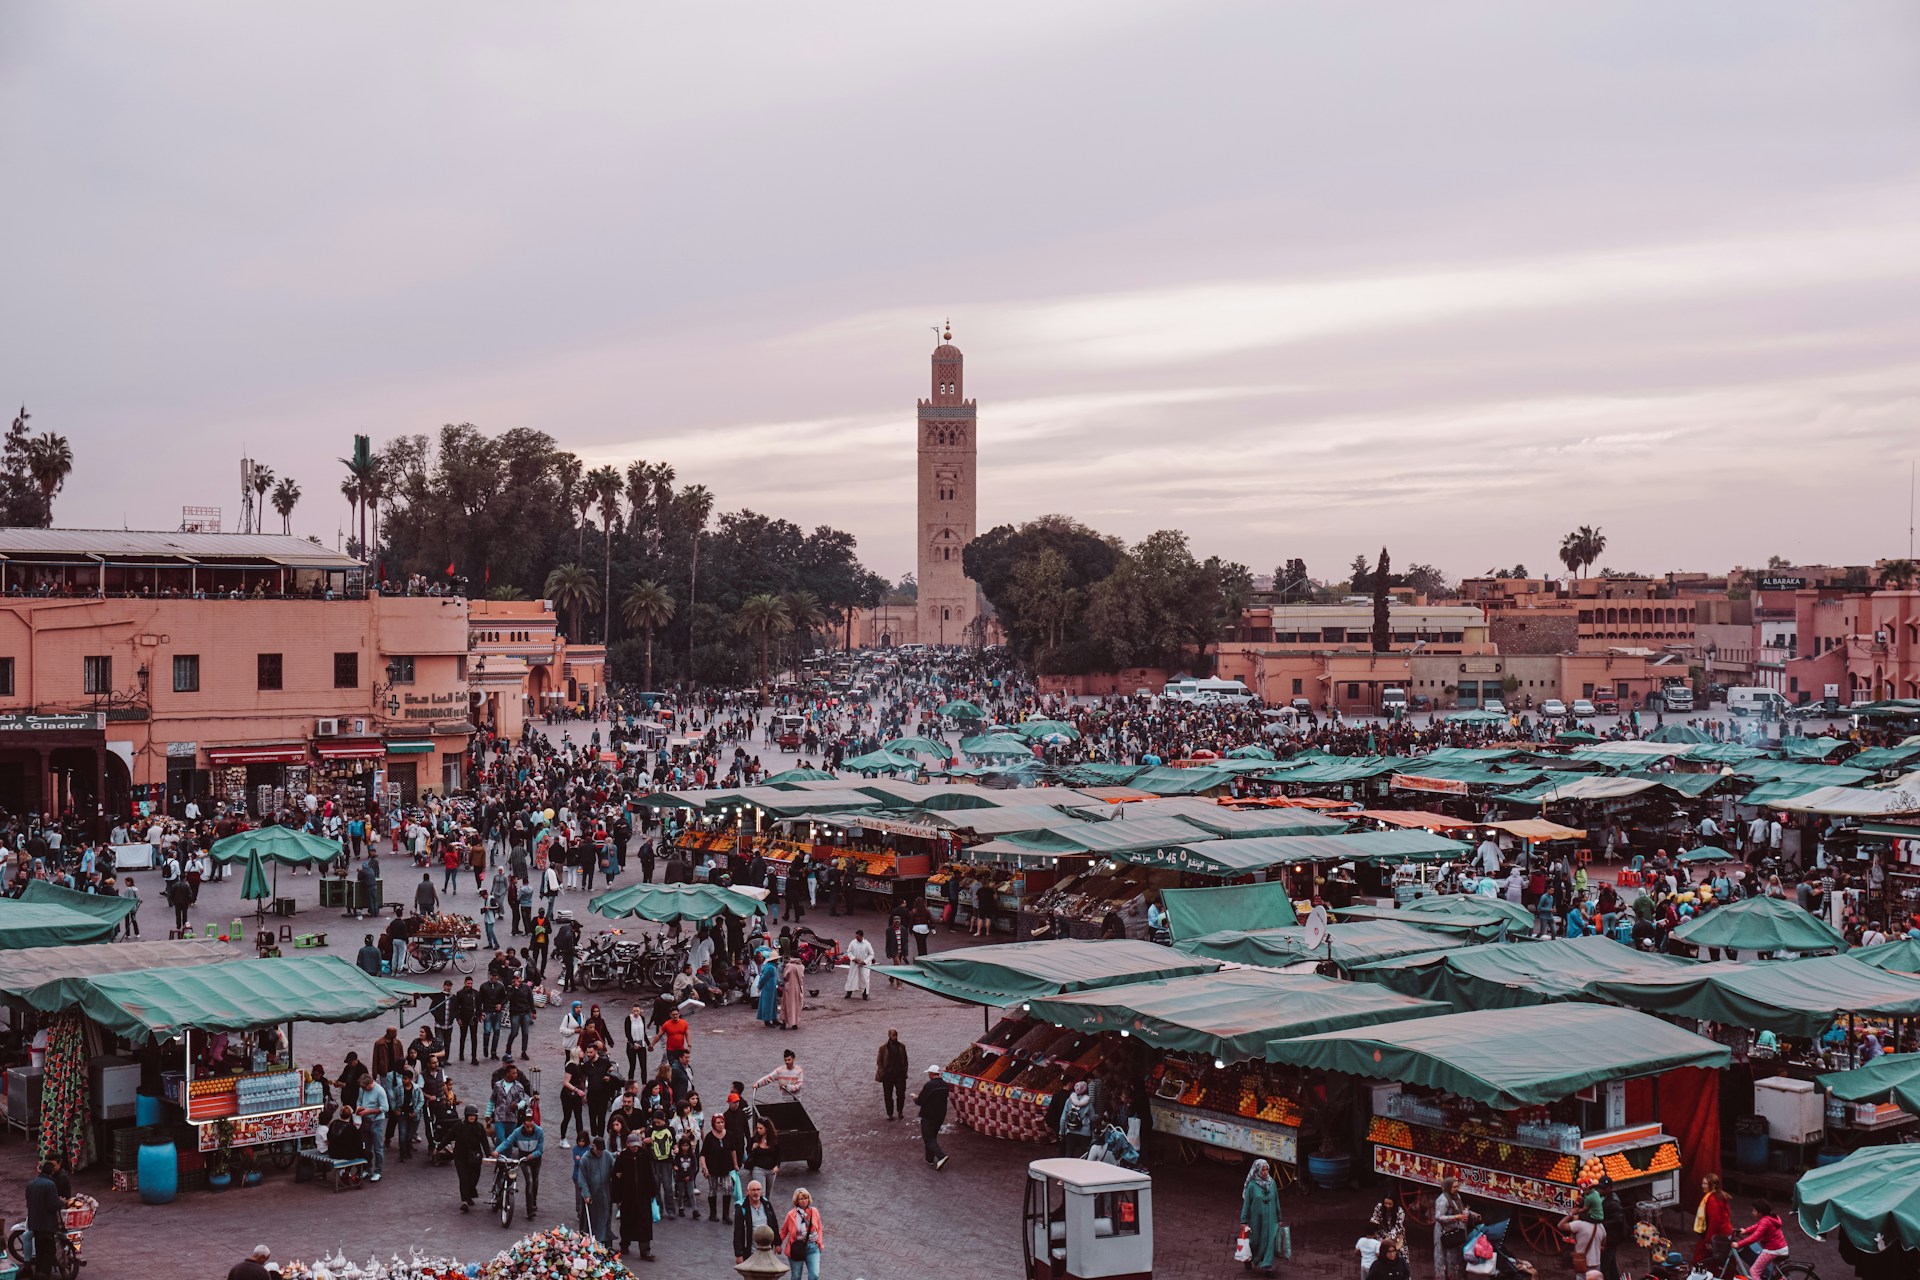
[
  {"xmin": 1732, "ymin": 1200, "xmax": 1790, "ymax": 1279},
  {"xmin": 778, "ymin": 1186, "xmax": 823, "ymax": 1280}
]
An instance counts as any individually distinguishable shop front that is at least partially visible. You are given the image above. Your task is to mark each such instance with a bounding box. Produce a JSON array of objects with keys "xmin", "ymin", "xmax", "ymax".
[
  {"xmin": 0, "ymin": 712, "xmax": 109, "ymax": 819},
  {"xmin": 203, "ymin": 742, "xmax": 311, "ymax": 817}
]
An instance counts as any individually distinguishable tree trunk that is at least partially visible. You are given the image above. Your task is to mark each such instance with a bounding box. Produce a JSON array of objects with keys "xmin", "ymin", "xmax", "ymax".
[
  {"xmin": 643, "ymin": 624, "xmax": 655, "ymax": 690},
  {"xmin": 603, "ymin": 530, "xmax": 612, "ymax": 643}
]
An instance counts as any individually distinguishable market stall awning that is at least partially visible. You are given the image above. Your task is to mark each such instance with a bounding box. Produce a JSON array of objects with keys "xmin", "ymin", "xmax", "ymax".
[
  {"xmin": 1735, "ymin": 760, "xmax": 1872, "ymax": 786},
  {"xmin": 1852, "ymin": 939, "xmax": 1920, "ymax": 975},
  {"xmin": 1849, "ymin": 744, "xmax": 1920, "ymax": 770},
  {"xmin": 757, "ymin": 769, "xmax": 839, "ymax": 786},
  {"xmin": 1262, "ymin": 1003, "xmax": 1731, "ymax": 1109},
  {"xmin": 1671, "ymin": 894, "xmax": 1849, "ymax": 954},
  {"xmin": 876, "ymin": 939, "xmax": 1221, "ymax": 1007},
  {"xmin": 15, "ymin": 879, "xmax": 139, "ymax": 927},
  {"xmin": 1780, "ymin": 736, "xmax": 1847, "ymax": 760},
  {"xmin": 1768, "ymin": 785, "xmax": 1920, "ymax": 818},
  {"xmin": 1646, "ymin": 725, "xmax": 1713, "ymax": 744},
  {"xmin": 1258, "ymin": 756, "xmax": 1408, "ymax": 785},
  {"xmin": 1794, "ymin": 1144, "xmax": 1920, "ymax": 1253},
  {"xmin": 1415, "ymin": 747, "xmax": 1524, "ymax": 765},
  {"xmin": 0, "ymin": 899, "xmax": 127, "ymax": 949},
  {"xmin": 1052, "ymin": 763, "xmax": 1149, "ymax": 787},
  {"xmin": 631, "ymin": 791, "xmax": 706, "ymax": 810},
  {"xmin": 1176, "ymin": 919, "xmax": 1459, "ymax": 971},
  {"xmin": 1356, "ymin": 934, "xmax": 1694, "ymax": 1009},
  {"xmin": 0, "ymin": 939, "xmax": 235, "ymax": 995},
  {"xmin": 1566, "ymin": 742, "xmax": 1695, "ymax": 767},
  {"xmin": 205, "ymin": 743, "xmax": 309, "ymax": 765},
  {"xmin": 1392, "ymin": 763, "xmax": 1545, "ymax": 791},
  {"xmin": 1161, "ymin": 880, "xmax": 1298, "ymax": 940},
  {"xmin": 1335, "ymin": 895, "xmax": 1535, "ymax": 941},
  {"xmin": 1686, "ymin": 742, "xmax": 1768, "ymax": 764},
  {"xmin": 11, "ymin": 955, "xmax": 416, "ymax": 1042},
  {"xmin": 1350, "ymin": 809, "xmax": 1477, "ymax": 830},
  {"xmin": 838, "ymin": 749, "xmax": 925, "ymax": 774},
  {"xmin": 1817, "ymin": 1055, "xmax": 1920, "ymax": 1116},
  {"xmin": 1586, "ymin": 954, "xmax": 1920, "ymax": 1038},
  {"xmin": 1514, "ymin": 775, "xmax": 1660, "ymax": 804},
  {"xmin": 1025, "ymin": 969, "xmax": 1448, "ymax": 1065},
  {"xmin": 1137, "ymin": 798, "xmax": 1349, "ymax": 839},
  {"xmin": 1625, "ymin": 770, "xmax": 1727, "ymax": 799},
  {"xmin": 1125, "ymin": 766, "xmax": 1240, "ymax": 797},
  {"xmin": 1492, "ymin": 771, "xmax": 1594, "ymax": 804},
  {"xmin": 589, "ymin": 882, "xmax": 764, "ymax": 923},
  {"xmin": 1483, "ymin": 819, "xmax": 1587, "ymax": 842},
  {"xmin": 209, "ymin": 824, "xmax": 342, "ymax": 866},
  {"xmin": 1130, "ymin": 839, "xmax": 1310, "ymax": 876},
  {"xmin": 314, "ymin": 739, "xmax": 386, "ymax": 760}
]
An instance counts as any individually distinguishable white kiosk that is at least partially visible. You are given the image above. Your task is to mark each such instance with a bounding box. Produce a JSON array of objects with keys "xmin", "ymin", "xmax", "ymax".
[{"xmin": 1024, "ymin": 1158, "xmax": 1153, "ymax": 1280}]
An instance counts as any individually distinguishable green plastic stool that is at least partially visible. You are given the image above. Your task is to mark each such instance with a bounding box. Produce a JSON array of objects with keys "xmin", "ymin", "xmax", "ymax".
[
  {"xmin": 202, "ymin": 922, "xmax": 216, "ymax": 938},
  {"xmin": 230, "ymin": 918, "xmax": 244, "ymax": 942}
]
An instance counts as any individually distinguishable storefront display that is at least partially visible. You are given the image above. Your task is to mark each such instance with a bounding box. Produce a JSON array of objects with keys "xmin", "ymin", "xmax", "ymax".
[
  {"xmin": 1148, "ymin": 1058, "xmax": 1302, "ymax": 1163},
  {"xmin": 926, "ymin": 865, "xmax": 1024, "ymax": 934},
  {"xmin": 942, "ymin": 1014, "xmax": 1108, "ymax": 1142},
  {"xmin": 1029, "ymin": 865, "xmax": 1171, "ymax": 940}
]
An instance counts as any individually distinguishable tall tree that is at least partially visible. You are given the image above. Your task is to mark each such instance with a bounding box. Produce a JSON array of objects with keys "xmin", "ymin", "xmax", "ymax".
[
  {"xmin": 25, "ymin": 432, "xmax": 73, "ymax": 526},
  {"xmin": 1348, "ymin": 553, "xmax": 1372, "ymax": 593},
  {"xmin": 1272, "ymin": 557, "xmax": 1310, "ymax": 602},
  {"xmin": 621, "ymin": 580, "xmax": 676, "ymax": 690},
  {"xmin": 1879, "ymin": 559, "xmax": 1918, "ymax": 590},
  {"xmin": 1372, "ymin": 546, "xmax": 1391, "ymax": 651},
  {"xmin": 587, "ymin": 464, "xmax": 624, "ymax": 640},
  {"xmin": 270, "ymin": 477, "xmax": 301, "ymax": 534},
  {"xmin": 1576, "ymin": 525, "xmax": 1606, "ymax": 578},
  {"xmin": 248, "ymin": 463, "xmax": 274, "ymax": 534},
  {"xmin": 543, "ymin": 564, "xmax": 600, "ymax": 641},
  {"xmin": 734, "ymin": 593, "xmax": 791, "ymax": 684},
  {"xmin": 780, "ymin": 589, "xmax": 826, "ymax": 667}
]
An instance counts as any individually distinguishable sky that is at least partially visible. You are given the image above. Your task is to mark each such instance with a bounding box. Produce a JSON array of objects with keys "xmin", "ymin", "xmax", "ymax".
[{"xmin": 4, "ymin": 2, "xmax": 1920, "ymax": 583}]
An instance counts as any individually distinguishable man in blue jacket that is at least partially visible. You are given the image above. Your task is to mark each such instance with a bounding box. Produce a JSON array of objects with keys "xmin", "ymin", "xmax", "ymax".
[{"xmin": 495, "ymin": 1113, "xmax": 546, "ymax": 1217}]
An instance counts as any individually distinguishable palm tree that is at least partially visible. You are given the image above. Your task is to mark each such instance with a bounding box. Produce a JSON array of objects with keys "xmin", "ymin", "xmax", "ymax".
[
  {"xmin": 1576, "ymin": 525, "xmax": 1606, "ymax": 578},
  {"xmin": 270, "ymin": 477, "xmax": 302, "ymax": 534},
  {"xmin": 339, "ymin": 447, "xmax": 377, "ymax": 556},
  {"xmin": 621, "ymin": 580, "xmax": 677, "ymax": 690},
  {"xmin": 624, "ymin": 460, "xmax": 677, "ymax": 552},
  {"xmin": 587, "ymin": 464, "xmax": 624, "ymax": 640},
  {"xmin": 734, "ymin": 593, "xmax": 792, "ymax": 685},
  {"xmin": 780, "ymin": 589, "xmax": 826, "ymax": 668},
  {"xmin": 25, "ymin": 432, "xmax": 73, "ymax": 526},
  {"xmin": 487, "ymin": 584, "xmax": 529, "ymax": 601},
  {"xmin": 248, "ymin": 463, "xmax": 274, "ymax": 534},
  {"xmin": 340, "ymin": 475, "xmax": 363, "ymax": 557},
  {"xmin": 543, "ymin": 564, "xmax": 601, "ymax": 641},
  {"xmin": 1879, "ymin": 559, "xmax": 1919, "ymax": 590},
  {"xmin": 1557, "ymin": 531, "xmax": 1582, "ymax": 579}
]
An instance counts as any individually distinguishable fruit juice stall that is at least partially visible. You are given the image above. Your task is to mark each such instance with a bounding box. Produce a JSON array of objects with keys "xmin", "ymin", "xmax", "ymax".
[
  {"xmin": 1023, "ymin": 968, "xmax": 1448, "ymax": 1171},
  {"xmin": 879, "ymin": 939, "xmax": 1225, "ymax": 1142},
  {"xmin": 1264, "ymin": 1004, "xmax": 1730, "ymax": 1249},
  {"xmin": 802, "ymin": 811, "xmax": 945, "ymax": 909}
]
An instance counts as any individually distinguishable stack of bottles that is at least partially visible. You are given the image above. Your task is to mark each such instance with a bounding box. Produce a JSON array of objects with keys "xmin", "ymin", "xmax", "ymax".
[{"xmin": 236, "ymin": 1070, "xmax": 303, "ymax": 1116}]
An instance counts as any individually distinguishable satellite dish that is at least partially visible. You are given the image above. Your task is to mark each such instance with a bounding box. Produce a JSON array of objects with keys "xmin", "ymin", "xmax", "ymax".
[{"xmin": 1302, "ymin": 905, "xmax": 1330, "ymax": 955}]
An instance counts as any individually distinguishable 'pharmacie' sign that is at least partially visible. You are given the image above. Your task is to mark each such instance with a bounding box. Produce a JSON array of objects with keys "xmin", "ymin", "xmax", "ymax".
[
  {"xmin": 400, "ymin": 692, "xmax": 467, "ymax": 721},
  {"xmin": 0, "ymin": 713, "xmax": 104, "ymax": 733}
]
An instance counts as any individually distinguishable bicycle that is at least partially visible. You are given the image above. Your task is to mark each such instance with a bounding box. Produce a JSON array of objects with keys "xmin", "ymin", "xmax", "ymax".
[
  {"xmin": 6, "ymin": 1193, "xmax": 93, "ymax": 1279},
  {"xmin": 488, "ymin": 1155, "xmax": 525, "ymax": 1229},
  {"xmin": 407, "ymin": 936, "xmax": 474, "ymax": 974}
]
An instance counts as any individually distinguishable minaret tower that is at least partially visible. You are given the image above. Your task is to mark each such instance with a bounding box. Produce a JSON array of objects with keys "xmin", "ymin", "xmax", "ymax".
[{"xmin": 916, "ymin": 321, "xmax": 979, "ymax": 646}]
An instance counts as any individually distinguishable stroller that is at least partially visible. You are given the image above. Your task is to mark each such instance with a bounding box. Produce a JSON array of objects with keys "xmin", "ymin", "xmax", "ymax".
[
  {"xmin": 421, "ymin": 1097, "xmax": 459, "ymax": 1167},
  {"xmin": 1086, "ymin": 1122, "xmax": 1144, "ymax": 1170},
  {"xmin": 1463, "ymin": 1219, "xmax": 1532, "ymax": 1279}
]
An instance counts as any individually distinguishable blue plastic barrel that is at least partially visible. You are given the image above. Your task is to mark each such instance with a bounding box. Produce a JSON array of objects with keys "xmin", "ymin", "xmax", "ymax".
[
  {"xmin": 135, "ymin": 1093, "xmax": 163, "ymax": 1126},
  {"xmin": 137, "ymin": 1139, "xmax": 178, "ymax": 1204},
  {"xmin": 1734, "ymin": 1131, "xmax": 1769, "ymax": 1173}
]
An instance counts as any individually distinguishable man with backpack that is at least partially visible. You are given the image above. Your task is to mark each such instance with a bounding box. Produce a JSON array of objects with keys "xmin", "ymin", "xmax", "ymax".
[{"xmin": 555, "ymin": 916, "xmax": 582, "ymax": 992}]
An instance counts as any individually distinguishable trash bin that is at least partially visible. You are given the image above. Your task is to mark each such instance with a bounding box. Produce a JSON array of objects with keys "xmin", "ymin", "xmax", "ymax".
[{"xmin": 1734, "ymin": 1116, "xmax": 1769, "ymax": 1173}]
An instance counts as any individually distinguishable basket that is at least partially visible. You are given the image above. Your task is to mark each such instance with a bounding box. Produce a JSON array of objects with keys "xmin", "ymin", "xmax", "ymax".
[{"xmin": 62, "ymin": 1195, "xmax": 98, "ymax": 1229}]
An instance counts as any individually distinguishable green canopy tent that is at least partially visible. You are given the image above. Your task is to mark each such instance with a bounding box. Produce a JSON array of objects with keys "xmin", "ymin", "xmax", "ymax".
[
  {"xmin": 886, "ymin": 736, "xmax": 955, "ymax": 760},
  {"xmin": 1847, "ymin": 743, "xmax": 1920, "ymax": 771},
  {"xmin": 1852, "ymin": 939, "xmax": 1920, "ymax": 975},
  {"xmin": 1334, "ymin": 895, "xmax": 1534, "ymax": 941},
  {"xmin": 1586, "ymin": 954, "xmax": 1920, "ymax": 1039},
  {"xmin": 877, "ymin": 939, "xmax": 1220, "ymax": 1009},
  {"xmin": 238, "ymin": 850, "xmax": 272, "ymax": 916},
  {"xmin": 1552, "ymin": 730, "xmax": 1601, "ymax": 744},
  {"xmin": 1142, "ymin": 800, "xmax": 1348, "ymax": 840},
  {"xmin": 1417, "ymin": 747, "xmax": 1523, "ymax": 765},
  {"xmin": 1125, "ymin": 766, "xmax": 1240, "ymax": 797},
  {"xmin": 1355, "ymin": 934, "xmax": 1694, "ymax": 1009},
  {"xmin": 1012, "ymin": 719, "xmax": 1080, "ymax": 743},
  {"xmin": 1176, "ymin": 919, "xmax": 1458, "ymax": 972},
  {"xmin": 1794, "ymin": 1145, "xmax": 1920, "ymax": 1253},
  {"xmin": 1687, "ymin": 743, "xmax": 1768, "ymax": 764},
  {"xmin": 959, "ymin": 733, "xmax": 1038, "ymax": 758},
  {"xmin": 1262, "ymin": 1003, "xmax": 1731, "ymax": 1109},
  {"xmin": 1053, "ymin": 763, "xmax": 1148, "ymax": 787},
  {"xmin": 1677, "ymin": 846, "xmax": 1735, "ymax": 865},
  {"xmin": 0, "ymin": 940, "xmax": 233, "ymax": 995},
  {"xmin": 759, "ymin": 768, "xmax": 839, "ymax": 785},
  {"xmin": 839, "ymin": 749, "xmax": 925, "ymax": 774},
  {"xmin": 1781, "ymin": 736, "xmax": 1847, "ymax": 761},
  {"xmin": 1258, "ymin": 757, "xmax": 1408, "ymax": 786},
  {"xmin": 208, "ymin": 824, "xmax": 341, "ymax": 867},
  {"xmin": 1646, "ymin": 725, "xmax": 1713, "ymax": 744},
  {"xmin": 1671, "ymin": 894, "xmax": 1849, "ymax": 955},
  {"xmin": 0, "ymin": 900, "xmax": 124, "ymax": 949},
  {"xmin": 1161, "ymin": 880, "xmax": 1298, "ymax": 940},
  {"xmin": 1626, "ymin": 771, "xmax": 1727, "ymax": 799},
  {"xmin": 1025, "ymin": 969, "xmax": 1448, "ymax": 1065},
  {"xmin": 14, "ymin": 880, "xmax": 138, "ymax": 930},
  {"xmin": 1444, "ymin": 709, "xmax": 1509, "ymax": 725},
  {"xmin": 936, "ymin": 700, "xmax": 985, "ymax": 720},
  {"xmin": 1817, "ymin": 1055, "xmax": 1920, "ymax": 1116},
  {"xmin": 1149, "ymin": 829, "xmax": 1470, "ymax": 867},
  {"xmin": 631, "ymin": 791, "xmax": 705, "ymax": 811},
  {"xmin": 9, "ymin": 954, "xmax": 416, "ymax": 1043},
  {"xmin": 1226, "ymin": 744, "xmax": 1276, "ymax": 760},
  {"xmin": 589, "ymin": 882, "xmax": 764, "ymax": 924}
]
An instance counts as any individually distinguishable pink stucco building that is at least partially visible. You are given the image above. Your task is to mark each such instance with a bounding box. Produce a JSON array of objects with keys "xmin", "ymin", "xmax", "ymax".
[{"xmin": 0, "ymin": 529, "xmax": 473, "ymax": 819}]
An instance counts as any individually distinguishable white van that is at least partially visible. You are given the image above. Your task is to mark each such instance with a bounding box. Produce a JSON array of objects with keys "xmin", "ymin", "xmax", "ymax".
[
  {"xmin": 1381, "ymin": 687, "xmax": 1408, "ymax": 715},
  {"xmin": 1179, "ymin": 678, "xmax": 1257, "ymax": 706},
  {"xmin": 1727, "ymin": 687, "xmax": 1787, "ymax": 719}
]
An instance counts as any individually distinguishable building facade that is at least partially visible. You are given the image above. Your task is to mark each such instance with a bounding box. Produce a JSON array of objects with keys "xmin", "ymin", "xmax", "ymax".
[
  {"xmin": 467, "ymin": 599, "xmax": 606, "ymax": 739},
  {"xmin": 916, "ymin": 324, "xmax": 981, "ymax": 646},
  {"xmin": 0, "ymin": 530, "xmax": 473, "ymax": 818}
]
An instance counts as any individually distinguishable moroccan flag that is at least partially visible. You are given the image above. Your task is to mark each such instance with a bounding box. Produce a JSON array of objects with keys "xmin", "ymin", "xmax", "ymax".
[{"xmin": 445, "ymin": 561, "xmax": 456, "ymax": 576}]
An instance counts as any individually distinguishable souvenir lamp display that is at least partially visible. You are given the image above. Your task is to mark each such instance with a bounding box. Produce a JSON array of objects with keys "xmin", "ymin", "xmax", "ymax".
[{"xmin": 275, "ymin": 1226, "xmax": 627, "ymax": 1280}]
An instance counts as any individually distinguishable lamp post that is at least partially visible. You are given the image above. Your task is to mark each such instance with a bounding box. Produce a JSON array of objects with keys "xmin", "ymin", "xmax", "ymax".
[{"xmin": 733, "ymin": 1224, "xmax": 788, "ymax": 1280}]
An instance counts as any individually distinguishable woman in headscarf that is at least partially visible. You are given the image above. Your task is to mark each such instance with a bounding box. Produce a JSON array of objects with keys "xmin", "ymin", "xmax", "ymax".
[
  {"xmin": 1239, "ymin": 1158, "xmax": 1282, "ymax": 1276},
  {"xmin": 778, "ymin": 954, "xmax": 805, "ymax": 1031},
  {"xmin": 756, "ymin": 952, "xmax": 781, "ymax": 1028}
]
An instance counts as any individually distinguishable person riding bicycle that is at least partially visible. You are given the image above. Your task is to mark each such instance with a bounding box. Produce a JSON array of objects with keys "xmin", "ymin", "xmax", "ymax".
[
  {"xmin": 1731, "ymin": 1201, "xmax": 1789, "ymax": 1279},
  {"xmin": 494, "ymin": 1113, "xmax": 546, "ymax": 1217}
]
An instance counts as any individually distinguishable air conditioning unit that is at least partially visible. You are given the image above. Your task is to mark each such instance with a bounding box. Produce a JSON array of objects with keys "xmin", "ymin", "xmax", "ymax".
[
  {"xmin": 351, "ymin": 718, "xmax": 369, "ymax": 736},
  {"xmin": 315, "ymin": 718, "xmax": 340, "ymax": 737}
]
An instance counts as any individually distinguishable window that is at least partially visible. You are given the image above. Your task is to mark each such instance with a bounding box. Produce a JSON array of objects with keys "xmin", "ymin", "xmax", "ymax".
[
  {"xmin": 1321, "ymin": 627, "xmax": 1346, "ymax": 643},
  {"xmin": 83, "ymin": 655, "xmax": 112, "ymax": 695},
  {"xmin": 1346, "ymin": 683, "xmax": 1360, "ymax": 699},
  {"xmin": 334, "ymin": 652, "xmax": 359, "ymax": 689},
  {"xmin": 1291, "ymin": 678, "xmax": 1303, "ymax": 695},
  {"xmin": 172, "ymin": 655, "xmax": 200, "ymax": 693},
  {"xmin": 257, "ymin": 653, "xmax": 283, "ymax": 691},
  {"xmin": 0, "ymin": 656, "xmax": 12, "ymax": 697},
  {"xmin": 390, "ymin": 656, "xmax": 416, "ymax": 684}
]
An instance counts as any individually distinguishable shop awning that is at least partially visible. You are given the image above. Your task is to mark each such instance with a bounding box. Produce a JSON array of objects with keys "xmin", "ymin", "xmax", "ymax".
[
  {"xmin": 1262, "ymin": 1004, "xmax": 1731, "ymax": 1109},
  {"xmin": 1483, "ymin": 819, "xmax": 1587, "ymax": 842},
  {"xmin": 1768, "ymin": 785, "xmax": 1920, "ymax": 818},
  {"xmin": 1025, "ymin": 969, "xmax": 1448, "ymax": 1065},
  {"xmin": 1686, "ymin": 743, "xmax": 1767, "ymax": 764},
  {"xmin": 1176, "ymin": 919, "xmax": 1458, "ymax": 971},
  {"xmin": 1781, "ymin": 736, "xmax": 1847, "ymax": 760},
  {"xmin": 1335, "ymin": 895, "xmax": 1535, "ymax": 941},
  {"xmin": 1126, "ymin": 766, "xmax": 1240, "ymax": 797},
  {"xmin": 876, "ymin": 939, "xmax": 1221, "ymax": 1008},
  {"xmin": 1161, "ymin": 880, "xmax": 1298, "ymax": 940},
  {"xmin": 1817, "ymin": 1055, "xmax": 1920, "ymax": 1116},
  {"xmin": 1852, "ymin": 939, "xmax": 1920, "ymax": 975},
  {"xmin": 1794, "ymin": 1145, "xmax": 1920, "ymax": 1254},
  {"xmin": 0, "ymin": 900, "xmax": 124, "ymax": 949},
  {"xmin": 1131, "ymin": 840, "xmax": 1310, "ymax": 876},
  {"xmin": 384, "ymin": 740, "xmax": 433, "ymax": 755},
  {"xmin": 1567, "ymin": 743, "xmax": 1695, "ymax": 767},
  {"xmin": 10, "ymin": 955, "xmax": 417, "ymax": 1042},
  {"xmin": 205, "ymin": 743, "xmax": 309, "ymax": 765},
  {"xmin": 1510, "ymin": 775, "xmax": 1660, "ymax": 804},
  {"xmin": 589, "ymin": 882, "xmax": 763, "ymax": 924},
  {"xmin": 1586, "ymin": 954, "xmax": 1920, "ymax": 1038},
  {"xmin": 1350, "ymin": 810, "xmax": 1478, "ymax": 831},
  {"xmin": 209, "ymin": 824, "xmax": 342, "ymax": 866},
  {"xmin": 1625, "ymin": 770, "xmax": 1726, "ymax": 799},
  {"xmin": 1356, "ymin": 934, "xmax": 1696, "ymax": 1008},
  {"xmin": 1258, "ymin": 756, "xmax": 1408, "ymax": 785},
  {"xmin": 15, "ymin": 879, "xmax": 139, "ymax": 927},
  {"xmin": 1136, "ymin": 798, "xmax": 1349, "ymax": 839},
  {"xmin": 0, "ymin": 939, "xmax": 235, "ymax": 995},
  {"xmin": 315, "ymin": 739, "xmax": 386, "ymax": 760},
  {"xmin": 1671, "ymin": 894, "xmax": 1849, "ymax": 954}
]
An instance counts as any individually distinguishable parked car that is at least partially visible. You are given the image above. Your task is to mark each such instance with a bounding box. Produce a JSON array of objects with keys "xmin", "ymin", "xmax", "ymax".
[
  {"xmin": 1483, "ymin": 699, "xmax": 1508, "ymax": 716},
  {"xmin": 1570, "ymin": 699, "xmax": 1598, "ymax": 718},
  {"xmin": 1540, "ymin": 699, "xmax": 1568, "ymax": 719},
  {"xmin": 1290, "ymin": 697, "xmax": 1315, "ymax": 715},
  {"xmin": 1591, "ymin": 691, "xmax": 1619, "ymax": 714}
]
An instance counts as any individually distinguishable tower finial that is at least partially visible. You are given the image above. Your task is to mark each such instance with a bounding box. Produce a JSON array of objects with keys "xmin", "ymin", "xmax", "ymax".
[{"xmin": 942, "ymin": 318, "xmax": 952, "ymax": 343}]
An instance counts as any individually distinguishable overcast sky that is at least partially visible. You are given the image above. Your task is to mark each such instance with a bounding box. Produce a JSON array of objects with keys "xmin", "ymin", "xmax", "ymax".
[{"xmin": 5, "ymin": 2, "xmax": 1920, "ymax": 582}]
